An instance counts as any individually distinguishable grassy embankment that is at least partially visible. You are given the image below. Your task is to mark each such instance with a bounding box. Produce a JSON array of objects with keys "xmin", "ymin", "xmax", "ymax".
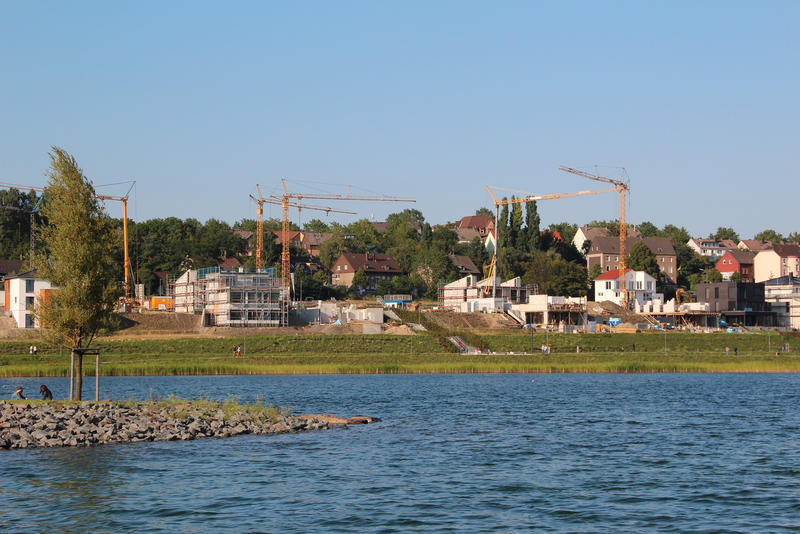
[{"xmin": 1, "ymin": 330, "xmax": 798, "ymax": 376}]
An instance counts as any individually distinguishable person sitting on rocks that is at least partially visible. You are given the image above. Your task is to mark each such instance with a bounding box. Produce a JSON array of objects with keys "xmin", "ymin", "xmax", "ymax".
[
  {"xmin": 14, "ymin": 387, "xmax": 26, "ymax": 400},
  {"xmin": 40, "ymin": 384, "xmax": 53, "ymax": 401}
]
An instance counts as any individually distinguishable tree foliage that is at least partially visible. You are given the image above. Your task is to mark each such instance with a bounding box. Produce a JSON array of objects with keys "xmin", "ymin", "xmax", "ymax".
[
  {"xmin": 35, "ymin": 148, "xmax": 121, "ymax": 400},
  {"xmin": 754, "ymin": 229, "xmax": 784, "ymax": 244},
  {"xmin": 626, "ymin": 242, "xmax": 661, "ymax": 280},
  {"xmin": 712, "ymin": 226, "xmax": 739, "ymax": 242}
]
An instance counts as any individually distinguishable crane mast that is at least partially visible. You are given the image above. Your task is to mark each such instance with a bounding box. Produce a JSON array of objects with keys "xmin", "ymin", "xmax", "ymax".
[
  {"xmin": 558, "ymin": 166, "xmax": 630, "ymax": 309},
  {"xmin": 253, "ymin": 179, "xmax": 415, "ymax": 290},
  {"xmin": 0, "ymin": 181, "xmax": 136, "ymax": 303}
]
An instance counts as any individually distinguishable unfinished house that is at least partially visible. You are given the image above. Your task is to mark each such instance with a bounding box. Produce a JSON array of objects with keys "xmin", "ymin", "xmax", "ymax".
[
  {"xmin": 171, "ymin": 267, "xmax": 288, "ymax": 327},
  {"xmin": 438, "ymin": 274, "xmax": 532, "ymax": 313}
]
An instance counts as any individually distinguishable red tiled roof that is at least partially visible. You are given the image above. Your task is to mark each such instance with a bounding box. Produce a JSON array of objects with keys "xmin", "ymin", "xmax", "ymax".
[{"xmin": 594, "ymin": 268, "xmax": 631, "ymax": 281}]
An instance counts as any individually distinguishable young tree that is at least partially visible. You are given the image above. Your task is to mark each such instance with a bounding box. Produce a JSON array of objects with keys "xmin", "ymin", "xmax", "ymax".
[
  {"xmin": 704, "ymin": 268, "xmax": 723, "ymax": 283},
  {"xmin": 34, "ymin": 148, "xmax": 121, "ymax": 400},
  {"xmin": 351, "ymin": 270, "xmax": 369, "ymax": 290}
]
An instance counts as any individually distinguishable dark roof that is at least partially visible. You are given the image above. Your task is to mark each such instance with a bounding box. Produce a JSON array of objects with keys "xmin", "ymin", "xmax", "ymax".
[
  {"xmin": 300, "ymin": 232, "xmax": 333, "ymax": 247},
  {"xmin": 738, "ymin": 239, "xmax": 773, "ymax": 251},
  {"xmin": 589, "ymin": 236, "xmax": 675, "ymax": 256},
  {"xmin": 768, "ymin": 244, "xmax": 800, "ymax": 257},
  {"xmin": 369, "ymin": 222, "xmax": 389, "ymax": 234},
  {"xmin": 448, "ymin": 254, "xmax": 480, "ymax": 275},
  {"xmin": 272, "ymin": 230, "xmax": 302, "ymax": 244},
  {"xmin": 457, "ymin": 215, "xmax": 494, "ymax": 230},
  {"xmin": 4, "ymin": 269, "xmax": 38, "ymax": 280},
  {"xmin": 0, "ymin": 259, "xmax": 23, "ymax": 276},
  {"xmin": 721, "ymin": 250, "xmax": 756, "ymax": 264},
  {"xmin": 455, "ymin": 227, "xmax": 481, "ymax": 242},
  {"xmin": 337, "ymin": 253, "xmax": 403, "ymax": 274}
]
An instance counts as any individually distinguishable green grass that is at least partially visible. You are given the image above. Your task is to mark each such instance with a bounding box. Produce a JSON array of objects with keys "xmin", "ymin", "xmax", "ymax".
[{"xmin": 0, "ymin": 331, "xmax": 798, "ymax": 376}]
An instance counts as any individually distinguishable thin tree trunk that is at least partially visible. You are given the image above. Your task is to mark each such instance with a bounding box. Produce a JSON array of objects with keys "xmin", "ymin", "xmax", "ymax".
[{"xmin": 75, "ymin": 351, "xmax": 83, "ymax": 401}]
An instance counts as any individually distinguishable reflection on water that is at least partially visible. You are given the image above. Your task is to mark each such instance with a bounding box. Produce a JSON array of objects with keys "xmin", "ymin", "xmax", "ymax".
[{"xmin": 2, "ymin": 373, "xmax": 800, "ymax": 532}]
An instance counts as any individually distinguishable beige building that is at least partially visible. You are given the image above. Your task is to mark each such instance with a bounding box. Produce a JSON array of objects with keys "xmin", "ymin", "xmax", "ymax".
[
  {"xmin": 330, "ymin": 253, "xmax": 403, "ymax": 289},
  {"xmin": 754, "ymin": 244, "xmax": 800, "ymax": 282}
]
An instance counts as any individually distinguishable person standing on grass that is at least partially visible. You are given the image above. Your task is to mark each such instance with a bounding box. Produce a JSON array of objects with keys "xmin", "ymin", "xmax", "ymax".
[
  {"xmin": 236, "ymin": 346, "xmax": 241, "ymax": 358},
  {"xmin": 232, "ymin": 345, "xmax": 237, "ymax": 358}
]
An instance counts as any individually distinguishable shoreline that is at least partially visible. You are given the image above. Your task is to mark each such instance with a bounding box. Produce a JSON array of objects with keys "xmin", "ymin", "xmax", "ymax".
[{"xmin": 0, "ymin": 399, "xmax": 377, "ymax": 450}]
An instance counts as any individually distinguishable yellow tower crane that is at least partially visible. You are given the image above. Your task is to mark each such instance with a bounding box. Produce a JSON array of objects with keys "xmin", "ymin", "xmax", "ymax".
[
  {"xmin": 486, "ymin": 167, "xmax": 629, "ymax": 306},
  {"xmin": 253, "ymin": 179, "xmax": 415, "ymax": 289},
  {"xmin": 558, "ymin": 166, "xmax": 629, "ymax": 308},
  {"xmin": 0, "ymin": 181, "xmax": 136, "ymax": 303}
]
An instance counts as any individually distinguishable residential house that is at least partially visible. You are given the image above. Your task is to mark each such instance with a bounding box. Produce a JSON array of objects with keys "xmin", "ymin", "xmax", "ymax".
[
  {"xmin": 273, "ymin": 230, "xmax": 302, "ymax": 248},
  {"xmin": 233, "ymin": 229, "xmax": 254, "ymax": 256},
  {"xmin": 3, "ymin": 270, "xmax": 53, "ymax": 328},
  {"xmin": 331, "ymin": 252, "xmax": 403, "ymax": 289},
  {"xmin": 594, "ymin": 269, "xmax": 661, "ymax": 308},
  {"xmin": 586, "ymin": 237, "xmax": 678, "ymax": 283},
  {"xmin": 448, "ymin": 254, "xmax": 481, "ymax": 276},
  {"xmin": 218, "ymin": 256, "xmax": 241, "ymax": 271},
  {"xmin": 456, "ymin": 215, "xmax": 495, "ymax": 238},
  {"xmin": 763, "ymin": 275, "xmax": 800, "ymax": 329},
  {"xmin": 572, "ymin": 225, "xmax": 641, "ymax": 254},
  {"xmin": 695, "ymin": 281, "xmax": 776, "ymax": 327},
  {"xmin": 715, "ymin": 250, "xmax": 755, "ymax": 281},
  {"xmin": 687, "ymin": 238, "xmax": 738, "ymax": 259},
  {"xmin": 299, "ymin": 232, "xmax": 333, "ymax": 257},
  {"xmin": 738, "ymin": 239, "xmax": 774, "ymax": 252},
  {"xmin": 754, "ymin": 244, "xmax": 800, "ymax": 283},
  {"xmin": 438, "ymin": 274, "xmax": 532, "ymax": 312},
  {"xmin": 455, "ymin": 227, "xmax": 482, "ymax": 244}
]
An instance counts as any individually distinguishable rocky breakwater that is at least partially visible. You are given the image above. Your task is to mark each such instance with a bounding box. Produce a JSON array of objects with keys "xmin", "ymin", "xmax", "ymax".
[{"xmin": 0, "ymin": 401, "xmax": 378, "ymax": 450}]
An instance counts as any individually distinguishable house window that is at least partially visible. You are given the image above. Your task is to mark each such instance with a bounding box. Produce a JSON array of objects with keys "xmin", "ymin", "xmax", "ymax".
[
  {"xmin": 636, "ymin": 281, "xmax": 642, "ymax": 289},
  {"xmin": 615, "ymin": 256, "xmax": 619, "ymax": 261},
  {"xmin": 647, "ymin": 281, "xmax": 653, "ymax": 290},
  {"xmin": 605, "ymin": 281, "xmax": 612, "ymax": 290},
  {"xmin": 344, "ymin": 265, "xmax": 348, "ymax": 270},
  {"xmin": 25, "ymin": 280, "xmax": 34, "ymax": 293},
  {"xmin": 606, "ymin": 266, "xmax": 610, "ymax": 271},
  {"xmin": 606, "ymin": 256, "xmax": 611, "ymax": 262},
  {"xmin": 26, "ymin": 296, "xmax": 34, "ymax": 308},
  {"xmin": 669, "ymin": 267, "xmax": 673, "ymax": 273},
  {"xmin": 337, "ymin": 266, "xmax": 341, "ymax": 271}
]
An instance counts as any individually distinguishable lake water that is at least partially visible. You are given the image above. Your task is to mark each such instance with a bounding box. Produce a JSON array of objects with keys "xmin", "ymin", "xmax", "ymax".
[{"xmin": 2, "ymin": 373, "xmax": 799, "ymax": 532}]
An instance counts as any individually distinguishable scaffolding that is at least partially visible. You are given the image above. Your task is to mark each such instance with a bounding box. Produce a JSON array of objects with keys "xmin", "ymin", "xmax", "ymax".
[{"xmin": 170, "ymin": 267, "xmax": 288, "ymax": 327}]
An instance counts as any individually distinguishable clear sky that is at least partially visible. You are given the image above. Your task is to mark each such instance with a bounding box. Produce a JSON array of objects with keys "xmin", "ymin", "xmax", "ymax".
[{"xmin": 1, "ymin": 1, "xmax": 797, "ymax": 239}]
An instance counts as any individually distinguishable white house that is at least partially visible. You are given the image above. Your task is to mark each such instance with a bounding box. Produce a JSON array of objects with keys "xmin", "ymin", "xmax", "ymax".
[
  {"xmin": 594, "ymin": 269, "xmax": 662, "ymax": 308},
  {"xmin": 3, "ymin": 270, "xmax": 53, "ymax": 328},
  {"xmin": 687, "ymin": 238, "xmax": 737, "ymax": 259}
]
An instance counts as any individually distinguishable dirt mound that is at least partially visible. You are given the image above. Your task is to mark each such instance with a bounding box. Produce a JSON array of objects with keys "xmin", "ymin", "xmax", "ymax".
[
  {"xmin": 424, "ymin": 311, "xmax": 516, "ymax": 331},
  {"xmin": 115, "ymin": 312, "xmax": 203, "ymax": 335}
]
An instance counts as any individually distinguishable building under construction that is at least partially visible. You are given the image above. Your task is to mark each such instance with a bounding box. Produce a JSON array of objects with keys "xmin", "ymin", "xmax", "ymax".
[{"xmin": 171, "ymin": 267, "xmax": 288, "ymax": 327}]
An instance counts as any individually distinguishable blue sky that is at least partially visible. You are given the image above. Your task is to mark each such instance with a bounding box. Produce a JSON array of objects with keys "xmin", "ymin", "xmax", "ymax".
[{"xmin": 1, "ymin": 1, "xmax": 797, "ymax": 238}]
